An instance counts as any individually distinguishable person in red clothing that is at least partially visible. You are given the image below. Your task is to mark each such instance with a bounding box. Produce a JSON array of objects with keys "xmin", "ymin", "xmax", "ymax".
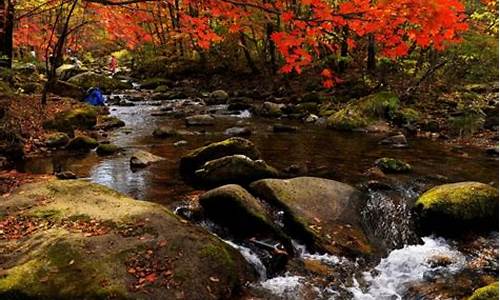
[{"xmin": 109, "ymin": 55, "xmax": 117, "ymax": 75}]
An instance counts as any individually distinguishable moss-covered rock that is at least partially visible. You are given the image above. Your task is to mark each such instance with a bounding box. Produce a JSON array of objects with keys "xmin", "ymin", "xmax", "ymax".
[
  {"xmin": 49, "ymin": 80, "xmax": 86, "ymax": 100},
  {"xmin": 43, "ymin": 105, "xmax": 98, "ymax": 134},
  {"xmin": 249, "ymin": 177, "xmax": 374, "ymax": 256},
  {"xmin": 468, "ymin": 282, "xmax": 499, "ymax": 300},
  {"xmin": 68, "ymin": 72, "xmax": 131, "ymax": 93},
  {"xmin": 56, "ymin": 64, "xmax": 87, "ymax": 81},
  {"xmin": 415, "ymin": 182, "xmax": 499, "ymax": 233},
  {"xmin": 180, "ymin": 137, "xmax": 260, "ymax": 177},
  {"xmin": 66, "ymin": 135, "xmax": 98, "ymax": 152},
  {"xmin": 97, "ymin": 116, "xmax": 126, "ymax": 131},
  {"xmin": 0, "ymin": 180, "xmax": 255, "ymax": 299},
  {"xmin": 96, "ymin": 143, "xmax": 121, "ymax": 156},
  {"xmin": 199, "ymin": 184, "xmax": 285, "ymax": 240},
  {"xmin": 44, "ymin": 132, "xmax": 70, "ymax": 148},
  {"xmin": 327, "ymin": 91, "xmax": 400, "ymax": 130},
  {"xmin": 195, "ymin": 155, "xmax": 279, "ymax": 187},
  {"xmin": 375, "ymin": 157, "xmax": 412, "ymax": 173}
]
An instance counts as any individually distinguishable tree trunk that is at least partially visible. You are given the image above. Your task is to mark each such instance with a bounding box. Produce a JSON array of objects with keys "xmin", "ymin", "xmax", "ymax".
[
  {"xmin": 240, "ymin": 32, "xmax": 258, "ymax": 74},
  {"xmin": 0, "ymin": 0, "xmax": 14, "ymax": 69},
  {"xmin": 367, "ymin": 34, "xmax": 376, "ymax": 72},
  {"xmin": 339, "ymin": 26, "xmax": 349, "ymax": 72}
]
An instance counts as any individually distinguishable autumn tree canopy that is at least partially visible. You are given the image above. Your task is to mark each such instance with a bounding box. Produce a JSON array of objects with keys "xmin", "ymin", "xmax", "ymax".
[{"xmin": 9, "ymin": 0, "xmax": 479, "ymax": 85}]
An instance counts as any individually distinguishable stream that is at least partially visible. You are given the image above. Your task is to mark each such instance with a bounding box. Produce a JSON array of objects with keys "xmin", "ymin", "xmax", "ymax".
[{"xmin": 19, "ymin": 90, "xmax": 499, "ymax": 299}]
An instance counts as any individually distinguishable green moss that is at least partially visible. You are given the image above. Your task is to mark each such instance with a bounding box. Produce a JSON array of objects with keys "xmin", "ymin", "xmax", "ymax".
[
  {"xmin": 468, "ymin": 282, "xmax": 499, "ymax": 300},
  {"xmin": 68, "ymin": 72, "xmax": 131, "ymax": 92},
  {"xmin": 96, "ymin": 143, "xmax": 121, "ymax": 156},
  {"xmin": 416, "ymin": 182, "xmax": 499, "ymax": 221},
  {"xmin": 44, "ymin": 106, "xmax": 98, "ymax": 133},
  {"xmin": 199, "ymin": 243, "xmax": 236, "ymax": 274},
  {"xmin": 375, "ymin": 158, "xmax": 412, "ymax": 173},
  {"xmin": 31, "ymin": 209, "xmax": 62, "ymax": 220},
  {"xmin": 327, "ymin": 92, "xmax": 399, "ymax": 130},
  {"xmin": 45, "ymin": 132, "xmax": 70, "ymax": 148},
  {"xmin": 396, "ymin": 107, "xmax": 420, "ymax": 124}
]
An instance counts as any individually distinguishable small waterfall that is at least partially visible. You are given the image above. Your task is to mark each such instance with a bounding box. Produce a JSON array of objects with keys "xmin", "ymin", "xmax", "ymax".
[
  {"xmin": 347, "ymin": 236, "xmax": 466, "ymax": 300},
  {"xmin": 361, "ymin": 184, "xmax": 421, "ymax": 250},
  {"xmin": 224, "ymin": 240, "xmax": 267, "ymax": 280}
]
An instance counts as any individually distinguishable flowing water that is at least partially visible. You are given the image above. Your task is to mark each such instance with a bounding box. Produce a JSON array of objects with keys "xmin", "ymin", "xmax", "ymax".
[{"xmin": 20, "ymin": 92, "xmax": 499, "ymax": 299}]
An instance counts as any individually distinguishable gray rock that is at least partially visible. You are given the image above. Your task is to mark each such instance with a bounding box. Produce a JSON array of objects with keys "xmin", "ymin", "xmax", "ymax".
[
  {"xmin": 130, "ymin": 150, "xmax": 164, "ymax": 168},
  {"xmin": 224, "ymin": 127, "xmax": 252, "ymax": 137},
  {"xmin": 185, "ymin": 114, "xmax": 216, "ymax": 126}
]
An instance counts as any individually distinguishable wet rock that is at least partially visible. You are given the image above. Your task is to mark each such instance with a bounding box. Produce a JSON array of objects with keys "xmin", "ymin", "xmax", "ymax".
[
  {"xmin": 43, "ymin": 105, "xmax": 97, "ymax": 135},
  {"xmin": 272, "ymin": 124, "xmax": 299, "ymax": 133},
  {"xmin": 259, "ymin": 102, "xmax": 285, "ymax": 117},
  {"xmin": 68, "ymin": 72, "xmax": 131, "ymax": 93},
  {"xmin": 44, "ymin": 132, "xmax": 70, "ymax": 148},
  {"xmin": 375, "ymin": 158, "xmax": 412, "ymax": 173},
  {"xmin": 199, "ymin": 184, "xmax": 282, "ymax": 238},
  {"xmin": 96, "ymin": 116, "xmax": 125, "ymax": 131},
  {"xmin": 151, "ymin": 91, "xmax": 186, "ymax": 101},
  {"xmin": 415, "ymin": 182, "xmax": 499, "ymax": 234},
  {"xmin": 209, "ymin": 90, "xmax": 229, "ymax": 104},
  {"xmin": 130, "ymin": 150, "xmax": 164, "ymax": 168},
  {"xmin": 96, "ymin": 143, "xmax": 121, "ymax": 156},
  {"xmin": 174, "ymin": 140, "xmax": 188, "ymax": 147},
  {"xmin": 116, "ymin": 100, "xmax": 135, "ymax": 107},
  {"xmin": 195, "ymin": 155, "xmax": 279, "ymax": 186},
  {"xmin": 180, "ymin": 137, "xmax": 260, "ymax": 177},
  {"xmin": 224, "ymin": 127, "xmax": 252, "ymax": 137},
  {"xmin": 0, "ymin": 180, "xmax": 255, "ymax": 299},
  {"xmin": 154, "ymin": 85, "xmax": 169, "ymax": 93},
  {"xmin": 152, "ymin": 126, "xmax": 179, "ymax": 138},
  {"xmin": 227, "ymin": 98, "xmax": 252, "ymax": 111},
  {"xmin": 468, "ymin": 282, "xmax": 499, "ymax": 300},
  {"xmin": 379, "ymin": 133, "xmax": 408, "ymax": 148},
  {"xmin": 55, "ymin": 171, "xmax": 77, "ymax": 180},
  {"xmin": 66, "ymin": 136, "xmax": 98, "ymax": 152},
  {"xmin": 304, "ymin": 114, "xmax": 319, "ymax": 123},
  {"xmin": 185, "ymin": 114, "xmax": 216, "ymax": 126},
  {"xmin": 249, "ymin": 177, "xmax": 374, "ymax": 256}
]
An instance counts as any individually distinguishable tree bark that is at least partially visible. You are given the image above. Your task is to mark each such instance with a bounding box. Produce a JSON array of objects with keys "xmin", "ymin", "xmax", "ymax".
[
  {"xmin": 367, "ymin": 33, "xmax": 376, "ymax": 72},
  {"xmin": 0, "ymin": 0, "xmax": 14, "ymax": 68}
]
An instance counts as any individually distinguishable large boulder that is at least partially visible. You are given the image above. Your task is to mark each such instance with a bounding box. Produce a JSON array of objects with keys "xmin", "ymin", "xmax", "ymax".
[
  {"xmin": 43, "ymin": 105, "xmax": 98, "ymax": 135},
  {"xmin": 96, "ymin": 116, "xmax": 125, "ymax": 131},
  {"xmin": 180, "ymin": 137, "xmax": 260, "ymax": 177},
  {"xmin": 249, "ymin": 177, "xmax": 374, "ymax": 256},
  {"xmin": 0, "ymin": 180, "xmax": 255, "ymax": 299},
  {"xmin": 68, "ymin": 72, "xmax": 132, "ymax": 93},
  {"xmin": 327, "ymin": 91, "xmax": 399, "ymax": 130},
  {"xmin": 415, "ymin": 182, "xmax": 499, "ymax": 233},
  {"xmin": 96, "ymin": 143, "xmax": 121, "ymax": 156},
  {"xmin": 195, "ymin": 155, "xmax": 279, "ymax": 186},
  {"xmin": 199, "ymin": 184, "xmax": 282, "ymax": 239},
  {"xmin": 49, "ymin": 81, "xmax": 85, "ymax": 100},
  {"xmin": 56, "ymin": 64, "xmax": 87, "ymax": 81}
]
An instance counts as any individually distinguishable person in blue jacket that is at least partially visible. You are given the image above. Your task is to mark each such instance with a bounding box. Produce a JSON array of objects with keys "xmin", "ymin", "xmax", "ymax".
[{"xmin": 84, "ymin": 87, "xmax": 105, "ymax": 106}]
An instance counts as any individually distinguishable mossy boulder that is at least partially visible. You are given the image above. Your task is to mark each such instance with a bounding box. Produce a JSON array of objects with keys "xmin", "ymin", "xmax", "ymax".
[
  {"xmin": 0, "ymin": 180, "xmax": 255, "ymax": 299},
  {"xmin": 195, "ymin": 155, "xmax": 279, "ymax": 187},
  {"xmin": 249, "ymin": 177, "xmax": 374, "ymax": 256},
  {"xmin": 199, "ymin": 184, "xmax": 284, "ymax": 240},
  {"xmin": 66, "ymin": 136, "xmax": 98, "ymax": 152},
  {"xmin": 97, "ymin": 116, "xmax": 125, "ymax": 131},
  {"xmin": 44, "ymin": 132, "xmax": 70, "ymax": 148},
  {"xmin": 43, "ymin": 106, "xmax": 98, "ymax": 135},
  {"xmin": 375, "ymin": 157, "xmax": 412, "ymax": 173},
  {"xmin": 327, "ymin": 91, "xmax": 400, "ymax": 130},
  {"xmin": 49, "ymin": 80, "xmax": 86, "ymax": 100},
  {"xmin": 68, "ymin": 72, "xmax": 132, "ymax": 93},
  {"xmin": 96, "ymin": 143, "xmax": 121, "ymax": 156},
  {"xmin": 415, "ymin": 182, "xmax": 499, "ymax": 233},
  {"xmin": 56, "ymin": 64, "xmax": 87, "ymax": 81},
  {"xmin": 468, "ymin": 282, "xmax": 499, "ymax": 300},
  {"xmin": 180, "ymin": 137, "xmax": 260, "ymax": 177}
]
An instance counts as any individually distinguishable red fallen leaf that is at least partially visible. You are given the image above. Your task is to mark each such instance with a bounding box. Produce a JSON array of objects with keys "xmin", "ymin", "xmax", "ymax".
[
  {"xmin": 127, "ymin": 268, "xmax": 136, "ymax": 274},
  {"xmin": 144, "ymin": 273, "xmax": 157, "ymax": 283}
]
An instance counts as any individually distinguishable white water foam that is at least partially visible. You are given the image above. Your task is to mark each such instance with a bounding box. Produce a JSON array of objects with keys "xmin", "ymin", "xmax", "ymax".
[
  {"xmin": 347, "ymin": 236, "xmax": 466, "ymax": 300},
  {"xmin": 223, "ymin": 240, "xmax": 267, "ymax": 280},
  {"xmin": 259, "ymin": 275, "xmax": 305, "ymax": 299}
]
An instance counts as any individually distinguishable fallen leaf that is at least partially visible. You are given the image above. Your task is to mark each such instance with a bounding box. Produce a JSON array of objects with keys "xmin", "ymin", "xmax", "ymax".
[
  {"xmin": 209, "ymin": 276, "xmax": 219, "ymax": 282},
  {"xmin": 144, "ymin": 273, "xmax": 157, "ymax": 283}
]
